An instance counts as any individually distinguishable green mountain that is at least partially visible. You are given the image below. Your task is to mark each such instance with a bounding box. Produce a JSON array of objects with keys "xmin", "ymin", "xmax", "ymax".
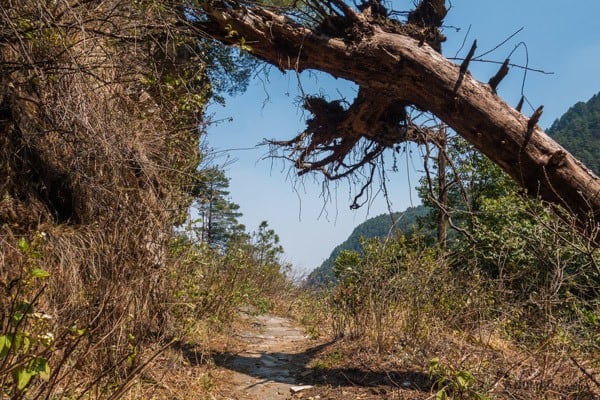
[
  {"xmin": 306, "ymin": 205, "xmax": 429, "ymax": 286},
  {"xmin": 547, "ymin": 92, "xmax": 600, "ymax": 176}
]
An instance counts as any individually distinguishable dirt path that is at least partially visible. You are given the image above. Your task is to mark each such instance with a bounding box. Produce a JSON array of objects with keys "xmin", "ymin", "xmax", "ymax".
[
  {"xmin": 215, "ymin": 313, "xmax": 319, "ymax": 400},
  {"xmin": 212, "ymin": 312, "xmax": 433, "ymax": 400}
]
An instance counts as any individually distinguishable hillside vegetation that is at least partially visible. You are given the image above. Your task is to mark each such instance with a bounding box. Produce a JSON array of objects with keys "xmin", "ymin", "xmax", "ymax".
[
  {"xmin": 296, "ymin": 94, "xmax": 600, "ymax": 399},
  {"xmin": 547, "ymin": 91, "xmax": 600, "ymax": 175},
  {"xmin": 308, "ymin": 88, "xmax": 600, "ymax": 287},
  {"xmin": 0, "ymin": 2, "xmax": 287, "ymax": 398},
  {"xmin": 307, "ymin": 206, "xmax": 430, "ymax": 286}
]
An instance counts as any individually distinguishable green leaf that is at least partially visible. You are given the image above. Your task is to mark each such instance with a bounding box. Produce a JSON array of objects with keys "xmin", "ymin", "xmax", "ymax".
[
  {"xmin": 11, "ymin": 301, "xmax": 32, "ymax": 325},
  {"xmin": 15, "ymin": 367, "xmax": 34, "ymax": 391},
  {"xmin": 31, "ymin": 357, "xmax": 50, "ymax": 381},
  {"xmin": 30, "ymin": 268, "xmax": 50, "ymax": 278},
  {"xmin": 13, "ymin": 332, "xmax": 31, "ymax": 353},
  {"xmin": 29, "ymin": 250, "xmax": 43, "ymax": 259},
  {"xmin": 11, "ymin": 312, "xmax": 25, "ymax": 325},
  {"xmin": 69, "ymin": 325, "xmax": 86, "ymax": 336},
  {"xmin": 428, "ymin": 357, "xmax": 440, "ymax": 374},
  {"xmin": 456, "ymin": 370, "xmax": 474, "ymax": 388},
  {"xmin": 126, "ymin": 346, "xmax": 139, "ymax": 368},
  {"xmin": 0, "ymin": 334, "xmax": 12, "ymax": 357},
  {"xmin": 18, "ymin": 237, "xmax": 29, "ymax": 253},
  {"xmin": 435, "ymin": 389, "xmax": 448, "ymax": 400}
]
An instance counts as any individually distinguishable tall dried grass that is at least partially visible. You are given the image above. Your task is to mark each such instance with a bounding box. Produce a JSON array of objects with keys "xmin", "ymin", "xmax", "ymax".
[
  {"xmin": 0, "ymin": 0, "xmax": 211, "ymax": 397},
  {"xmin": 322, "ymin": 202, "xmax": 599, "ymax": 398}
]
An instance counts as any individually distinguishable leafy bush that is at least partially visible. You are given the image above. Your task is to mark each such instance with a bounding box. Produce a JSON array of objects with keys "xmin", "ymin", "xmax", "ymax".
[
  {"xmin": 167, "ymin": 223, "xmax": 291, "ymax": 335},
  {"xmin": 429, "ymin": 357, "xmax": 489, "ymax": 400}
]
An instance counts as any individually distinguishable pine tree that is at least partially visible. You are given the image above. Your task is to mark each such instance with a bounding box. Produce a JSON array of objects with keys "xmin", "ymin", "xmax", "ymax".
[{"xmin": 192, "ymin": 167, "xmax": 245, "ymax": 248}]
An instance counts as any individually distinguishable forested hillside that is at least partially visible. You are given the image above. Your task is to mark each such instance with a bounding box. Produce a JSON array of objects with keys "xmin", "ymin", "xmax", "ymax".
[
  {"xmin": 306, "ymin": 206, "xmax": 429, "ymax": 286},
  {"xmin": 547, "ymin": 91, "xmax": 600, "ymax": 175}
]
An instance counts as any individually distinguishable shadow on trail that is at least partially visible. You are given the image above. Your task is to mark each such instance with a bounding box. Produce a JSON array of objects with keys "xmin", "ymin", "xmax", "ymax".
[{"xmin": 199, "ymin": 341, "xmax": 432, "ymax": 392}]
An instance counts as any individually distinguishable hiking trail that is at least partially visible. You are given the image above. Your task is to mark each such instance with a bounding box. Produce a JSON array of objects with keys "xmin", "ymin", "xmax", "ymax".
[{"xmin": 215, "ymin": 313, "xmax": 319, "ymax": 400}]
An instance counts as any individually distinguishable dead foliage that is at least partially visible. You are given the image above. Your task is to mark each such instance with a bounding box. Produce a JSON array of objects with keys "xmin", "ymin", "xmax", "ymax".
[{"xmin": 0, "ymin": 0, "xmax": 210, "ymax": 396}]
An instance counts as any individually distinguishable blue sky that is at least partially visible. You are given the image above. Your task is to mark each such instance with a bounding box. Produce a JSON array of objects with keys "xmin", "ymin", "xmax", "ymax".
[{"xmin": 206, "ymin": 1, "xmax": 600, "ymax": 274}]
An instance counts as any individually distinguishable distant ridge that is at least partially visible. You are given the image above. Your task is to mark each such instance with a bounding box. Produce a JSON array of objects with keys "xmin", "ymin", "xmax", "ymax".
[
  {"xmin": 547, "ymin": 91, "xmax": 600, "ymax": 176},
  {"xmin": 306, "ymin": 205, "xmax": 429, "ymax": 286}
]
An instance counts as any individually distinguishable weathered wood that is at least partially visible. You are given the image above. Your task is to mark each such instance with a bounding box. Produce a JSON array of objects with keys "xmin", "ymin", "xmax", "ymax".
[
  {"xmin": 200, "ymin": 3, "xmax": 600, "ymax": 235},
  {"xmin": 488, "ymin": 58, "xmax": 510, "ymax": 93},
  {"xmin": 459, "ymin": 40, "xmax": 477, "ymax": 74}
]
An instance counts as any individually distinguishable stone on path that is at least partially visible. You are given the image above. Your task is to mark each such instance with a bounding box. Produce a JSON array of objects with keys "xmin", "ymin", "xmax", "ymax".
[
  {"xmin": 220, "ymin": 313, "xmax": 313, "ymax": 399},
  {"xmin": 289, "ymin": 385, "xmax": 314, "ymax": 394}
]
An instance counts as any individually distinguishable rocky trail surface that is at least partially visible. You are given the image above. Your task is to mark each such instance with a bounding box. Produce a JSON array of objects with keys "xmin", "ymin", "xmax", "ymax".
[
  {"xmin": 214, "ymin": 313, "xmax": 320, "ymax": 399},
  {"xmin": 212, "ymin": 313, "xmax": 431, "ymax": 400}
]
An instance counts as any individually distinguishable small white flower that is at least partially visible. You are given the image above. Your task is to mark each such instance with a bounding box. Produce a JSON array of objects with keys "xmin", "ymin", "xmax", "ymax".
[
  {"xmin": 40, "ymin": 332, "xmax": 54, "ymax": 342},
  {"xmin": 32, "ymin": 312, "xmax": 53, "ymax": 320}
]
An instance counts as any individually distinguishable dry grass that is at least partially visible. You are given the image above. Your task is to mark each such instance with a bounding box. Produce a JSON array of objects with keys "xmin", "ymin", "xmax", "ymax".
[
  {"xmin": 0, "ymin": 0, "xmax": 211, "ymax": 397},
  {"xmin": 279, "ymin": 316, "xmax": 599, "ymax": 400},
  {"xmin": 289, "ymin": 220, "xmax": 600, "ymax": 399}
]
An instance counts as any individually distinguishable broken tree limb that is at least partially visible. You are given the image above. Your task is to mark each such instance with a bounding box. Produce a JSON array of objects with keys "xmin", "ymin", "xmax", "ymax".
[
  {"xmin": 488, "ymin": 58, "xmax": 510, "ymax": 93},
  {"xmin": 516, "ymin": 95, "xmax": 525, "ymax": 112},
  {"xmin": 454, "ymin": 39, "xmax": 476, "ymax": 93},
  {"xmin": 528, "ymin": 106, "xmax": 544, "ymax": 131},
  {"xmin": 459, "ymin": 40, "xmax": 477, "ymax": 74},
  {"xmin": 199, "ymin": 1, "xmax": 600, "ymax": 236},
  {"xmin": 264, "ymin": 88, "xmax": 437, "ymax": 179}
]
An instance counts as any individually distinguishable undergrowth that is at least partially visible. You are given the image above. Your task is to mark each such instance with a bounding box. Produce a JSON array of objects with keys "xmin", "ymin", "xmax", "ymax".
[
  {"xmin": 296, "ymin": 199, "xmax": 600, "ymax": 399},
  {"xmin": 0, "ymin": 0, "xmax": 261, "ymax": 398}
]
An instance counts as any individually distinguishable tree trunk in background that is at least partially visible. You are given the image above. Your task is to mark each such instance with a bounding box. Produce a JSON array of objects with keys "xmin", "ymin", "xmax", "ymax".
[
  {"xmin": 437, "ymin": 129, "xmax": 448, "ymax": 249},
  {"xmin": 200, "ymin": 3, "xmax": 600, "ymax": 238}
]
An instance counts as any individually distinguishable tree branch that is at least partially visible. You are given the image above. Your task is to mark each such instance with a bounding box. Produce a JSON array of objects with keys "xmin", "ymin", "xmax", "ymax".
[{"xmin": 198, "ymin": 1, "xmax": 600, "ymax": 236}]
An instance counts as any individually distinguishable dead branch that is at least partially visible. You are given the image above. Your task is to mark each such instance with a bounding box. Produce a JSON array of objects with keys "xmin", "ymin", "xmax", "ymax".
[{"xmin": 199, "ymin": 0, "xmax": 600, "ymax": 235}]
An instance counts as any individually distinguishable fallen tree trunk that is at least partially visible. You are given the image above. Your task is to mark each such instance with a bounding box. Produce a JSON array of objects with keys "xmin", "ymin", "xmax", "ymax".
[{"xmin": 199, "ymin": 1, "xmax": 600, "ymax": 237}]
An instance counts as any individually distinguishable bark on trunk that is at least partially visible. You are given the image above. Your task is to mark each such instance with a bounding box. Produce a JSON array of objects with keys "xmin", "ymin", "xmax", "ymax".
[
  {"xmin": 200, "ymin": 3, "xmax": 600, "ymax": 236},
  {"xmin": 437, "ymin": 129, "xmax": 448, "ymax": 249}
]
